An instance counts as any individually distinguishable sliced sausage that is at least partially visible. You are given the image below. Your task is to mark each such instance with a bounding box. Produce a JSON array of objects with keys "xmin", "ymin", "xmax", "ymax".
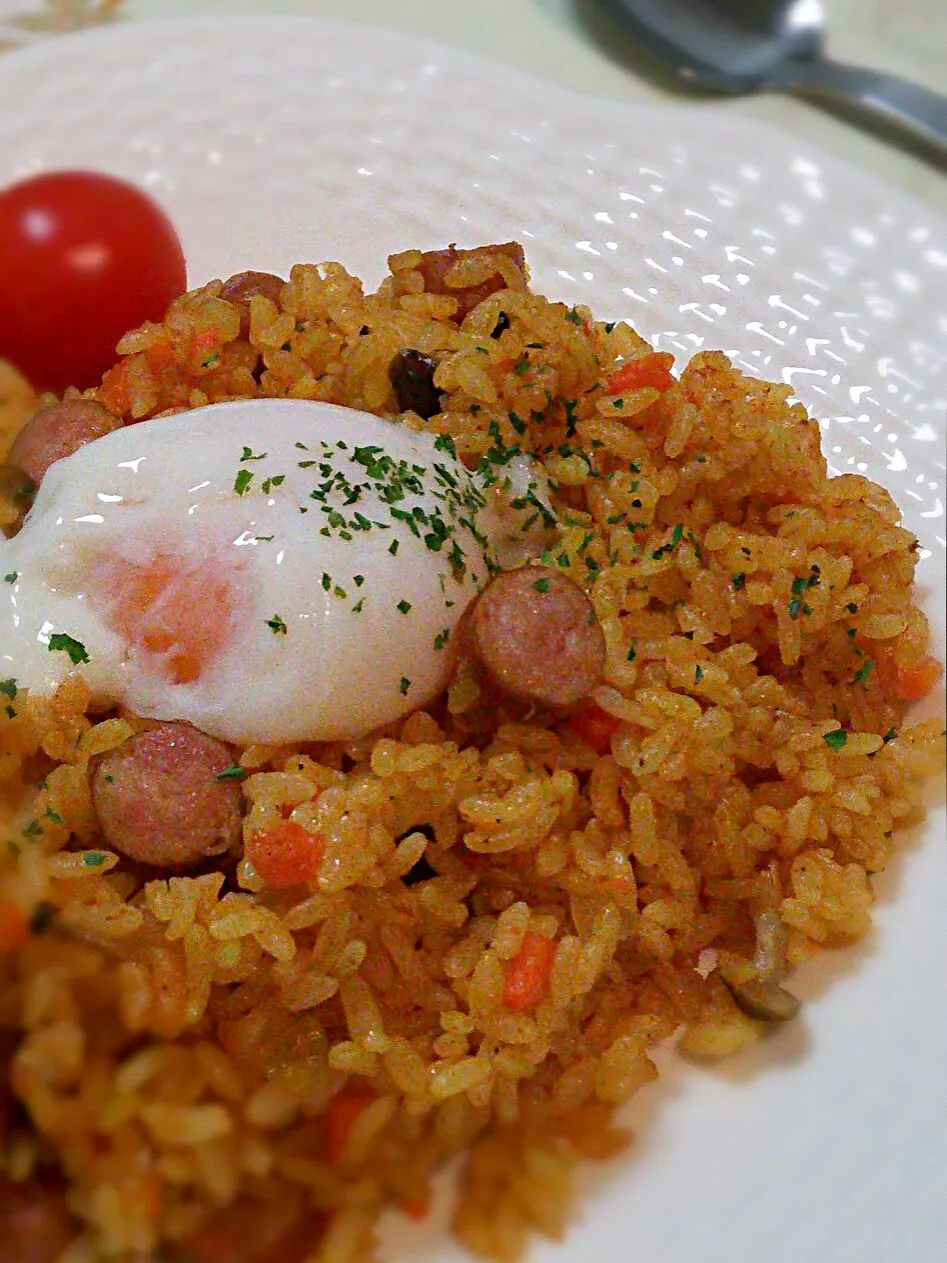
[
  {"xmin": 92, "ymin": 722, "xmax": 242, "ymax": 869},
  {"xmin": 466, "ymin": 567, "xmax": 605, "ymax": 708},
  {"xmin": 172, "ymin": 1206, "xmax": 325, "ymax": 1263},
  {"xmin": 7, "ymin": 399, "xmax": 120, "ymax": 489},
  {"xmin": 218, "ymin": 271, "xmax": 287, "ymax": 335},
  {"xmin": 0, "ymin": 1174, "xmax": 77, "ymax": 1263},
  {"xmin": 416, "ymin": 243, "xmax": 526, "ymax": 322}
]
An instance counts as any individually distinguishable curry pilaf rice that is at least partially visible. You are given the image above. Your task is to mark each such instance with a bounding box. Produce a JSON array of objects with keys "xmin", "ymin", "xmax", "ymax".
[{"xmin": 1, "ymin": 244, "xmax": 944, "ymax": 1262}]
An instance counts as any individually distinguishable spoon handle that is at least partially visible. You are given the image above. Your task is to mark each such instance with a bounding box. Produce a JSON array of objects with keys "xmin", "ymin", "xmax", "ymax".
[{"xmin": 773, "ymin": 58, "xmax": 947, "ymax": 162}]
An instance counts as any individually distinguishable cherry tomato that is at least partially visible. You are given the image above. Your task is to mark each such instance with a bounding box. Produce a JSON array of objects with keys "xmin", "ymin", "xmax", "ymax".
[{"xmin": 0, "ymin": 170, "xmax": 187, "ymax": 394}]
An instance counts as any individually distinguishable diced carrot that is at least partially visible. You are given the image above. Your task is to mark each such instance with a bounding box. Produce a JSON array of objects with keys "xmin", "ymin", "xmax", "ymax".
[
  {"xmin": 605, "ymin": 352, "xmax": 675, "ymax": 395},
  {"xmin": 0, "ymin": 899, "xmax": 29, "ymax": 952},
  {"xmin": 246, "ymin": 820, "xmax": 324, "ymax": 890},
  {"xmin": 324, "ymin": 1089, "xmax": 373, "ymax": 1163},
  {"xmin": 565, "ymin": 702, "xmax": 621, "ymax": 756},
  {"xmin": 97, "ymin": 359, "xmax": 134, "ymax": 416},
  {"xmin": 504, "ymin": 931, "xmax": 557, "ymax": 1013},
  {"xmin": 144, "ymin": 336, "xmax": 175, "ymax": 373},
  {"xmin": 893, "ymin": 654, "xmax": 943, "ymax": 701}
]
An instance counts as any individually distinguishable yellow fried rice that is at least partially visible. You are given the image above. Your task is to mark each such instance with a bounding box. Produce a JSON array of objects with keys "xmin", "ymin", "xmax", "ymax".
[{"xmin": 0, "ymin": 246, "xmax": 944, "ymax": 1263}]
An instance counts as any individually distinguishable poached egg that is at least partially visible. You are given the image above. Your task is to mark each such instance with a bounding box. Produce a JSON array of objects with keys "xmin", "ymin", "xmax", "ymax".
[{"xmin": 0, "ymin": 398, "xmax": 545, "ymax": 744}]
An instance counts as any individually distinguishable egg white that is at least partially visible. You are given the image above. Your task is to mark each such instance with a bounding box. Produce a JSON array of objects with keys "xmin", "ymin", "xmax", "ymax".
[{"xmin": 0, "ymin": 399, "xmax": 508, "ymax": 743}]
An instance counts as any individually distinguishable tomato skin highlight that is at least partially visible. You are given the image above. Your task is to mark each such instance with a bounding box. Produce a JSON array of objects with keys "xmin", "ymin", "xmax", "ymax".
[{"xmin": 0, "ymin": 170, "xmax": 187, "ymax": 394}]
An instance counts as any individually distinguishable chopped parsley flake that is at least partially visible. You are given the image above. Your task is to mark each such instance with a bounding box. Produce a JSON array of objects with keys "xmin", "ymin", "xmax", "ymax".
[
  {"xmin": 234, "ymin": 469, "xmax": 253, "ymax": 497},
  {"xmin": 604, "ymin": 321, "xmax": 618, "ymax": 333},
  {"xmin": 652, "ymin": 524, "xmax": 684, "ymax": 560},
  {"xmin": 261, "ymin": 475, "xmax": 285, "ymax": 494},
  {"xmin": 265, "ymin": 614, "xmax": 288, "ymax": 635},
  {"xmin": 48, "ymin": 633, "xmax": 89, "ymax": 665},
  {"xmin": 732, "ymin": 573, "xmax": 746, "ymax": 591},
  {"xmin": 396, "ymin": 600, "xmax": 412, "ymax": 615},
  {"xmin": 533, "ymin": 577, "xmax": 550, "ymax": 593},
  {"xmin": 694, "ymin": 665, "xmax": 704, "ymax": 683},
  {"xmin": 240, "ymin": 446, "xmax": 266, "ymax": 462},
  {"xmin": 3, "ymin": 572, "xmax": 17, "ymax": 584},
  {"xmin": 626, "ymin": 644, "xmax": 637, "ymax": 663},
  {"xmin": 399, "ymin": 676, "xmax": 410, "ymax": 696},
  {"xmin": 216, "ymin": 765, "xmax": 248, "ymax": 782},
  {"xmin": 563, "ymin": 400, "xmax": 579, "ymax": 437},
  {"xmin": 352, "ymin": 598, "xmax": 365, "ymax": 614},
  {"xmin": 434, "ymin": 629, "xmax": 450, "ymax": 651},
  {"xmin": 852, "ymin": 659, "xmax": 874, "ymax": 685},
  {"xmin": 0, "ymin": 679, "xmax": 16, "ymax": 699},
  {"xmin": 787, "ymin": 597, "xmax": 812, "ymax": 621},
  {"xmin": 883, "ymin": 727, "xmax": 897, "ymax": 743},
  {"xmin": 823, "ymin": 730, "xmax": 848, "ymax": 752},
  {"xmin": 12, "ymin": 477, "xmax": 35, "ymax": 505},
  {"xmin": 83, "ymin": 851, "xmax": 106, "ymax": 867},
  {"xmin": 21, "ymin": 820, "xmax": 43, "ymax": 841},
  {"xmin": 354, "ymin": 575, "xmax": 365, "ymax": 587},
  {"xmin": 565, "ymin": 306, "xmax": 583, "ymax": 326}
]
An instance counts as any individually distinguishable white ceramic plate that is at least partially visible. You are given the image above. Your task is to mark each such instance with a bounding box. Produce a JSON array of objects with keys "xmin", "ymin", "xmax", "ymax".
[{"xmin": 1, "ymin": 16, "xmax": 944, "ymax": 1263}]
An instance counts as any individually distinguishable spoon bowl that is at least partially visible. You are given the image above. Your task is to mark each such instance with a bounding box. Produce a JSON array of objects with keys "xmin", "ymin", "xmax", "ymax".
[
  {"xmin": 600, "ymin": 0, "xmax": 823, "ymax": 91},
  {"xmin": 595, "ymin": 0, "xmax": 947, "ymax": 161}
]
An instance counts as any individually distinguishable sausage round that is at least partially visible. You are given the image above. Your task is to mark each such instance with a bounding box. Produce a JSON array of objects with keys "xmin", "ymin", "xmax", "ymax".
[
  {"xmin": 218, "ymin": 271, "xmax": 287, "ymax": 334},
  {"xmin": 8, "ymin": 399, "xmax": 120, "ymax": 488},
  {"xmin": 466, "ymin": 567, "xmax": 605, "ymax": 708},
  {"xmin": 92, "ymin": 722, "xmax": 243, "ymax": 869},
  {"xmin": 172, "ymin": 1205, "xmax": 325, "ymax": 1263},
  {"xmin": 416, "ymin": 243, "xmax": 526, "ymax": 322},
  {"xmin": 0, "ymin": 1174, "xmax": 77, "ymax": 1263}
]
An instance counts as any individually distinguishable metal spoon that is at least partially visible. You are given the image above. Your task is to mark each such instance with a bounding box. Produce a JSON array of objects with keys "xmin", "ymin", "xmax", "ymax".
[{"xmin": 596, "ymin": 0, "xmax": 947, "ymax": 161}]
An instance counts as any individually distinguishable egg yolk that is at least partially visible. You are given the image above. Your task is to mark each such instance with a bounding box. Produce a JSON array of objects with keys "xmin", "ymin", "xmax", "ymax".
[{"xmin": 93, "ymin": 551, "xmax": 239, "ymax": 686}]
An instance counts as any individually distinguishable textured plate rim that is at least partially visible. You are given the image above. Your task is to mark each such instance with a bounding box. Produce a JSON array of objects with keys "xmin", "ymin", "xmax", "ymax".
[{"xmin": 0, "ymin": 10, "xmax": 945, "ymax": 240}]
